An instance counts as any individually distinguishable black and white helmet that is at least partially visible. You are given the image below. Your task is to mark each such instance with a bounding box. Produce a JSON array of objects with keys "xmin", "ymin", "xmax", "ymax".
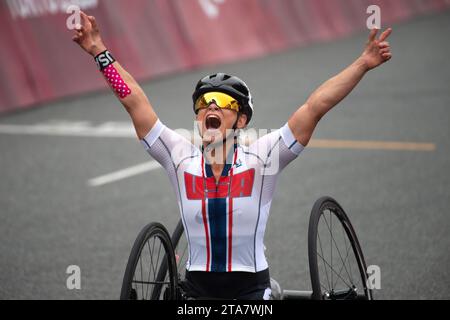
[{"xmin": 192, "ymin": 73, "xmax": 254, "ymax": 124}]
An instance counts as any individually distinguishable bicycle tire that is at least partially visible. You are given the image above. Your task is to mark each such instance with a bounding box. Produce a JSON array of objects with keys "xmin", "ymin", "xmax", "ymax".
[
  {"xmin": 154, "ymin": 220, "xmax": 187, "ymax": 291},
  {"xmin": 308, "ymin": 197, "xmax": 373, "ymax": 300},
  {"xmin": 120, "ymin": 222, "xmax": 178, "ymax": 300}
]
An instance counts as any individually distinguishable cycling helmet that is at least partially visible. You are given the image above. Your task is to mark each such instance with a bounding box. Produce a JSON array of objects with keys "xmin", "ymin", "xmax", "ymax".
[{"xmin": 192, "ymin": 73, "xmax": 254, "ymax": 124}]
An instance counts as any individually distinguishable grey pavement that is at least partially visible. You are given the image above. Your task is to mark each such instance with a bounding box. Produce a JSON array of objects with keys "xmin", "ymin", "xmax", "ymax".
[{"xmin": 0, "ymin": 11, "xmax": 449, "ymax": 299}]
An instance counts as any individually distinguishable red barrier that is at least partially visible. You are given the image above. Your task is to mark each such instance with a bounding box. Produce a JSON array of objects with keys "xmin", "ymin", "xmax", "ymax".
[{"xmin": 0, "ymin": 0, "xmax": 449, "ymax": 114}]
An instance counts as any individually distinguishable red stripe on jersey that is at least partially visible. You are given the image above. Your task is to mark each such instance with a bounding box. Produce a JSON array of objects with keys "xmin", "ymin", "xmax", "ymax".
[
  {"xmin": 228, "ymin": 150, "xmax": 238, "ymax": 272},
  {"xmin": 201, "ymin": 156, "xmax": 210, "ymax": 271}
]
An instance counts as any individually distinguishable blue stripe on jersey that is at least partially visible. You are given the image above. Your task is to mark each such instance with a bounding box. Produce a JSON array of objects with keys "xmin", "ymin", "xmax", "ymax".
[
  {"xmin": 204, "ymin": 146, "xmax": 235, "ymax": 272},
  {"xmin": 208, "ymin": 197, "xmax": 227, "ymax": 272},
  {"xmin": 289, "ymin": 140, "xmax": 297, "ymax": 150}
]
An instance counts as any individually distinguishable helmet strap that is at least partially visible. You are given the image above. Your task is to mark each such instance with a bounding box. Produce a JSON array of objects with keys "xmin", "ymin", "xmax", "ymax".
[{"xmin": 232, "ymin": 112, "xmax": 240, "ymax": 130}]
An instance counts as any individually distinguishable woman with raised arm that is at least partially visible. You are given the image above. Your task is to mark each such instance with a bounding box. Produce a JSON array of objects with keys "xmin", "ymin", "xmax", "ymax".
[{"xmin": 73, "ymin": 11, "xmax": 392, "ymax": 300}]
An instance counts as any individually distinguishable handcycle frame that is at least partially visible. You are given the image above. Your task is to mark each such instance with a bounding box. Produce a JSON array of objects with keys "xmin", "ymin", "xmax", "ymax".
[{"xmin": 120, "ymin": 196, "xmax": 373, "ymax": 300}]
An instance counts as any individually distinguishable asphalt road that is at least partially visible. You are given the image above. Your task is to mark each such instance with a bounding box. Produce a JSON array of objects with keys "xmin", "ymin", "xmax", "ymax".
[{"xmin": 1, "ymin": 11, "xmax": 449, "ymax": 300}]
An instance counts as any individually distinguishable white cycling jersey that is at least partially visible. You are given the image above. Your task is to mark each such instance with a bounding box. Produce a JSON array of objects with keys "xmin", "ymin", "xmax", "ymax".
[{"xmin": 141, "ymin": 120, "xmax": 304, "ymax": 273}]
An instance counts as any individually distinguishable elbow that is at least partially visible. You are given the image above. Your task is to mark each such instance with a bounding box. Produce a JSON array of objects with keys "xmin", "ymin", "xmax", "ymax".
[{"xmin": 304, "ymin": 101, "xmax": 324, "ymax": 124}]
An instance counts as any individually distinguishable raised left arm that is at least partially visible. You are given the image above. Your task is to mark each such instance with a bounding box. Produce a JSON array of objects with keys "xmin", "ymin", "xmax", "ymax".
[{"xmin": 288, "ymin": 28, "xmax": 393, "ymax": 146}]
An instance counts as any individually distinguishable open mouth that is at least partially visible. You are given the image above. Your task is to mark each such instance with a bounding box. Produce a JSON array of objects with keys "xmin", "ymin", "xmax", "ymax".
[{"xmin": 205, "ymin": 114, "xmax": 222, "ymax": 130}]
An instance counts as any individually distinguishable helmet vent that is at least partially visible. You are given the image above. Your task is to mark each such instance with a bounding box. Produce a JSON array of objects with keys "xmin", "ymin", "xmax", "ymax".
[{"xmin": 232, "ymin": 83, "xmax": 248, "ymax": 94}]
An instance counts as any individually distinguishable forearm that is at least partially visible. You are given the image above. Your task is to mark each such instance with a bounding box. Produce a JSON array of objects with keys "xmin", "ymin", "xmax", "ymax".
[
  {"xmin": 307, "ymin": 57, "xmax": 369, "ymax": 119},
  {"xmin": 73, "ymin": 12, "xmax": 160, "ymax": 139},
  {"xmin": 94, "ymin": 49, "xmax": 157, "ymax": 139},
  {"xmin": 98, "ymin": 55, "xmax": 153, "ymax": 113},
  {"xmin": 288, "ymin": 28, "xmax": 392, "ymax": 147}
]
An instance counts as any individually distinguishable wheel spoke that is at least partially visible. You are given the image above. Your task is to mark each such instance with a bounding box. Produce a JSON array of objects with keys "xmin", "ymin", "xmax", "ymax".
[
  {"xmin": 342, "ymin": 225, "xmax": 355, "ymax": 285},
  {"xmin": 156, "ymin": 240, "xmax": 164, "ymax": 298},
  {"xmin": 133, "ymin": 280, "xmax": 170, "ymax": 285},
  {"xmin": 308, "ymin": 200, "xmax": 369, "ymax": 300},
  {"xmin": 317, "ymin": 232, "xmax": 331, "ymax": 290},
  {"xmin": 321, "ymin": 211, "xmax": 353, "ymax": 286},
  {"xmin": 332, "ymin": 241, "xmax": 352, "ymax": 289},
  {"xmin": 145, "ymin": 240, "xmax": 153, "ymax": 299},
  {"xmin": 329, "ymin": 210, "xmax": 333, "ymax": 289},
  {"xmin": 139, "ymin": 252, "xmax": 144, "ymax": 299},
  {"xmin": 149, "ymin": 236, "xmax": 157, "ymax": 298},
  {"xmin": 123, "ymin": 224, "xmax": 178, "ymax": 300},
  {"xmin": 151, "ymin": 236, "xmax": 157, "ymax": 277},
  {"xmin": 155, "ymin": 239, "xmax": 163, "ymax": 276},
  {"xmin": 316, "ymin": 251, "xmax": 353, "ymax": 288}
]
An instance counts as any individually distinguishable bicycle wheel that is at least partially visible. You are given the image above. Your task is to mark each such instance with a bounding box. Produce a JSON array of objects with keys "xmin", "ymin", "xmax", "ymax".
[
  {"xmin": 155, "ymin": 219, "xmax": 188, "ymax": 291},
  {"xmin": 120, "ymin": 222, "xmax": 178, "ymax": 300},
  {"xmin": 308, "ymin": 197, "xmax": 373, "ymax": 300}
]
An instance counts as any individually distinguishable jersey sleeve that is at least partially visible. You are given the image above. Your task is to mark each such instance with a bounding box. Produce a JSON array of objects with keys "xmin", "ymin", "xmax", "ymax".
[
  {"xmin": 140, "ymin": 119, "xmax": 196, "ymax": 172},
  {"xmin": 248, "ymin": 123, "xmax": 304, "ymax": 175}
]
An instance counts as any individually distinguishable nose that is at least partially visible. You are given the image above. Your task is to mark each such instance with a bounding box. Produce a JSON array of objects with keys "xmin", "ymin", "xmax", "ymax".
[{"xmin": 207, "ymin": 103, "xmax": 220, "ymax": 112}]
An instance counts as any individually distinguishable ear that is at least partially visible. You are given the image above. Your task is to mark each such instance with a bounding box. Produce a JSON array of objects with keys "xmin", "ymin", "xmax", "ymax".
[{"xmin": 236, "ymin": 113, "xmax": 248, "ymax": 129}]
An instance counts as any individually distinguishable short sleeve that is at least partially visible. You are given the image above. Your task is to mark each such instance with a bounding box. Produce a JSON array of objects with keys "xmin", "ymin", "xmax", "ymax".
[
  {"xmin": 141, "ymin": 119, "xmax": 165, "ymax": 150},
  {"xmin": 140, "ymin": 120, "xmax": 196, "ymax": 171},
  {"xmin": 280, "ymin": 122, "xmax": 304, "ymax": 156},
  {"xmin": 248, "ymin": 123, "xmax": 304, "ymax": 175}
]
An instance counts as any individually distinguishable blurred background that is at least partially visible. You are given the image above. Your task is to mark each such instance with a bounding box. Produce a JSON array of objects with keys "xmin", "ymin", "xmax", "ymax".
[{"xmin": 0, "ymin": 0, "xmax": 449, "ymax": 299}]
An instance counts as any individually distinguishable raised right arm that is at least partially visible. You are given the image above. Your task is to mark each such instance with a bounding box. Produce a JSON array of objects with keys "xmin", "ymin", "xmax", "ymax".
[{"xmin": 72, "ymin": 11, "xmax": 157, "ymax": 139}]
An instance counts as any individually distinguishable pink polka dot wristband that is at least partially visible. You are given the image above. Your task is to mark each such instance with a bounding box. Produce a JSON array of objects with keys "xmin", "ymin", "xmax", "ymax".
[{"xmin": 102, "ymin": 65, "xmax": 131, "ymax": 99}]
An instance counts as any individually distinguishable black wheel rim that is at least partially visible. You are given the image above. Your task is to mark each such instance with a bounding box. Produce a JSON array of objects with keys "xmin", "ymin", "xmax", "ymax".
[
  {"xmin": 155, "ymin": 220, "xmax": 188, "ymax": 295},
  {"xmin": 134, "ymin": 233, "xmax": 167, "ymax": 300},
  {"xmin": 120, "ymin": 223, "xmax": 178, "ymax": 300},
  {"xmin": 309, "ymin": 197, "xmax": 373, "ymax": 300}
]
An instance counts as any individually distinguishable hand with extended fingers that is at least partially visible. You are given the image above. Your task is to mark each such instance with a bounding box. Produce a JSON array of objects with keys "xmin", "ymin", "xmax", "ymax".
[{"xmin": 360, "ymin": 28, "xmax": 393, "ymax": 70}]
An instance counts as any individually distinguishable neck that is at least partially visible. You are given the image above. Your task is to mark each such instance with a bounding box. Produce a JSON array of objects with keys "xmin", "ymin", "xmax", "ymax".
[{"xmin": 203, "ymin": 136, "xmax": 236, "ymax": 167}]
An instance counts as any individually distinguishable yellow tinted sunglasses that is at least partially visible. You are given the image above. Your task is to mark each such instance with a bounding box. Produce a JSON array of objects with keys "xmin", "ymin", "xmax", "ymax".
[{"xmin": 194, "ymin": 92, "xmax": 240, "ymax": 113}]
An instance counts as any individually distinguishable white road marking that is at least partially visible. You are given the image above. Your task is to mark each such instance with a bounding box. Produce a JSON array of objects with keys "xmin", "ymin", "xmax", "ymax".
[
  {"xmin": 0, "ymin": 122, "xmax": 436, "ymax": 186},
  {"xmin": 0, "ymin": 123, "xmax": 438, "ymax": 151},
  {"xmin": 0, "ymin": 122, "xmax": 135, "ymax": 138},
  {"xmin": 88, "ymin": 161, "xmax": 161, "ymax": 187},
  {"xmin": 309, "ymin": 139, "xmax": 436, "ymax": 152}
]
